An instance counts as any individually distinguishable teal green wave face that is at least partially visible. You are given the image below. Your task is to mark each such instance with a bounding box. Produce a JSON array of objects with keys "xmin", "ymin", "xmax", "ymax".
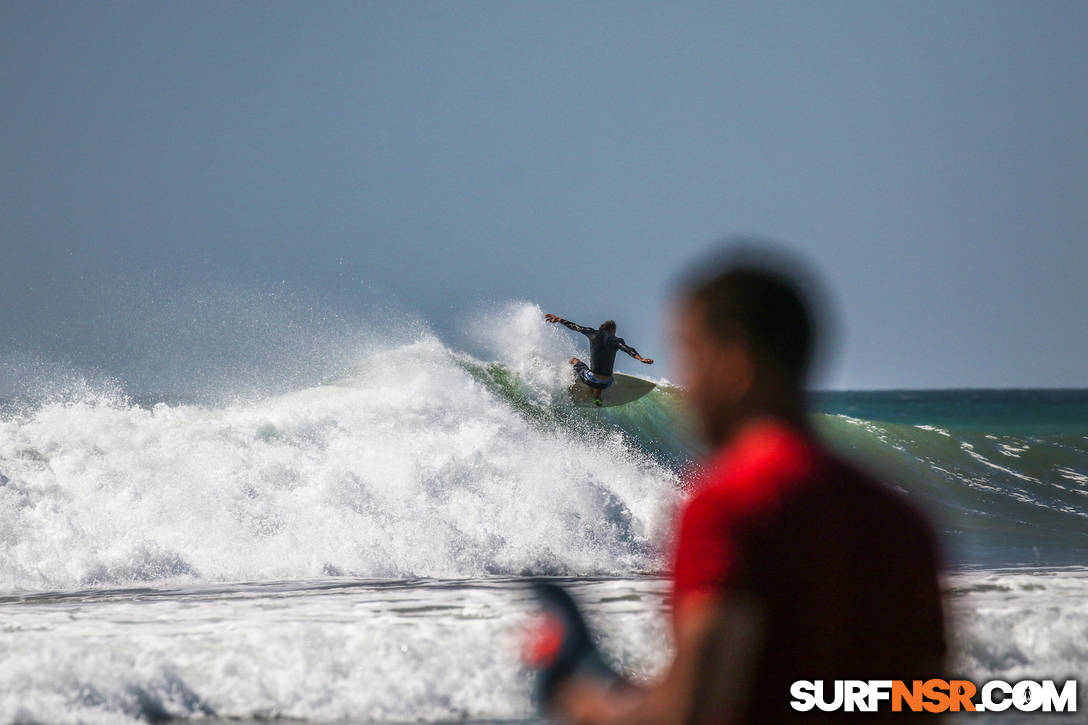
[{"xmin": 458, "ymin": 359, "xmax": 1088, "ymax": 568}]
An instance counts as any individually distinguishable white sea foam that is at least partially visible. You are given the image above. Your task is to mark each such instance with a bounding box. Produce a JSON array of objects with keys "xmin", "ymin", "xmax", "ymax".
[
  {"xmin": 1, "ymin": 569, "xmax": 1084, "ymax": 724},
  {"xmin": 1056, "ymin": 466, "xmax": 1088, "ymax": 486},
  {"xmin": 0, "ymin": 304, "xmax": 678, "ymax": 592},
  {"xmin": 996, "ymin": 441, "xmax": 1030, "ymax": 458},
  {"xmin": 947, "ymin": 568, "xmax": 1088, "ymax": 686},
  {"xmin": 958, "ymin": 442, "xmax": 1039, "ymax": 484}
]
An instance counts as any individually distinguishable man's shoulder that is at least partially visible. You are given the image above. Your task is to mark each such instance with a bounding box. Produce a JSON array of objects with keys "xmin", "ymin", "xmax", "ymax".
[
  {"xmin": 692, "ymin": 424, "xmax": 822, "ymax": 512},
  {"xmin": 822, "ymin": 455, "xmax": 930, "ymax": 517},
  {"xmin": 784, "ymin": 452, "xmax": 941, "ymax": 558},
  {"xmin": 694, "ymin": 428, "xmax": 932, "ymax": 536},
  {"xmin": 679, "ymin": 480, "xmax": 735, "ymax": 531}
]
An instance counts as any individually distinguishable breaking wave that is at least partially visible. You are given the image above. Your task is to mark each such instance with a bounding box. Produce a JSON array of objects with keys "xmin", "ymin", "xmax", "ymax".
[{"xmin": 2, "ymin": 302, "xmax": 1087, "ymax": 593}]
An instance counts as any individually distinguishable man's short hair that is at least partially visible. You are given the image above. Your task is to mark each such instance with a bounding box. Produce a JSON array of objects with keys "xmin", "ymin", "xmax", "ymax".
[
  {"xmin": 600, "ymin": 320, "xmax": 617, "ymax": 334},
  {"xmin": 678, "ymin": 247, "xmax": 817, "ymax": 385}
]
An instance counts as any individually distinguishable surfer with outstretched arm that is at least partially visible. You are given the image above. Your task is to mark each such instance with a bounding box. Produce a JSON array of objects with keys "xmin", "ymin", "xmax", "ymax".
[
  {"xmin": 544, "ymin": 314, "xmax": 653, "ymax": 405},
  {"xmin": 527, "ymin": 249, "xmax": 946, "ymax": 724}
]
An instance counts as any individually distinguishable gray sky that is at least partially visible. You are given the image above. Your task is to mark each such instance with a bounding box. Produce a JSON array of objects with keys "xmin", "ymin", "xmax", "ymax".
[{"xmin": 2, "ymin": 1, "xmax": 1086, "ymax": 392}]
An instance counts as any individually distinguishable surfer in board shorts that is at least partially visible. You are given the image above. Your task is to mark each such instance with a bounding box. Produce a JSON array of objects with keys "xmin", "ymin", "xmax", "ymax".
[
  {"xmin": 527, "ymin": 249, "xmax": 946, "ymax": 723},
  {"xmin": 543, "ymin": 314, "xmax": 654, "ymax": 405}
]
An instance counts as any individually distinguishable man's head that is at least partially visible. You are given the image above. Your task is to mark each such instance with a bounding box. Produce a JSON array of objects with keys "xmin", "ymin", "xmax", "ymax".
[
  {"xmin": 673, "ymin": 248, "xmax": 818, "ymax": 445},
  {"xmin": 599, "ymin": 320, "xmax": 617, "ymax": 334}
]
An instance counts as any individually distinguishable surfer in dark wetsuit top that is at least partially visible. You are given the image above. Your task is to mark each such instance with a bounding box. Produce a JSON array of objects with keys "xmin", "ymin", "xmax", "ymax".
[{"xmin": 544, "ymin": 314, "xmax": 654, "ymax": 404}]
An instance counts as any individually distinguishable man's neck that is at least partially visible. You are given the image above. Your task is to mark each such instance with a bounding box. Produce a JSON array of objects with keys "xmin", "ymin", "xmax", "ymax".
[{"xmin": 705, "ymin": 396, "xmax": 808, "ymax": 450}]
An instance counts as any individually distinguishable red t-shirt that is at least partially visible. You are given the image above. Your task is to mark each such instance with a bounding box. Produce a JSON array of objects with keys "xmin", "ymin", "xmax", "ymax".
[{"xmin": 672, "ymin": 422, "xmax": 945, "ymax": 721}]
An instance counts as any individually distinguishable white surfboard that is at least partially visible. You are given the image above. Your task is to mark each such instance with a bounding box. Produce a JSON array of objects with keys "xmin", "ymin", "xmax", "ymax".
[{"xmin": 569, "ymin": 372, "xmax": 657, "ymax": 408}]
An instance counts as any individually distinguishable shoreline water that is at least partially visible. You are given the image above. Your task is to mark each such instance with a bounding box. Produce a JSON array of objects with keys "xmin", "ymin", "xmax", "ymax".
[{"xmin": 2, "ymin": 569, "xmax": 1085, "ymax": 723}]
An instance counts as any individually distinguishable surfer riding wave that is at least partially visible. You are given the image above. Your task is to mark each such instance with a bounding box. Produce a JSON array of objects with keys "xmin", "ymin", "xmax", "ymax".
[{"xmin": 544, "ymin": 314, "xmax": 653, "ymax": 405}]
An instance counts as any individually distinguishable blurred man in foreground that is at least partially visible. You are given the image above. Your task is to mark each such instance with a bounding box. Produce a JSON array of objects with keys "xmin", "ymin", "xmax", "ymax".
[{"xmin": 527, "ymin": 249, "xmax": 946, "ymax": 724}]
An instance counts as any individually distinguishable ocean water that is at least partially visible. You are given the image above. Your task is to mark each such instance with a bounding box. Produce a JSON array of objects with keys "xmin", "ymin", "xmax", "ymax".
[{"xmin": 1, "ymin": 302, "xmax": 1086, "ymax": 723}]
